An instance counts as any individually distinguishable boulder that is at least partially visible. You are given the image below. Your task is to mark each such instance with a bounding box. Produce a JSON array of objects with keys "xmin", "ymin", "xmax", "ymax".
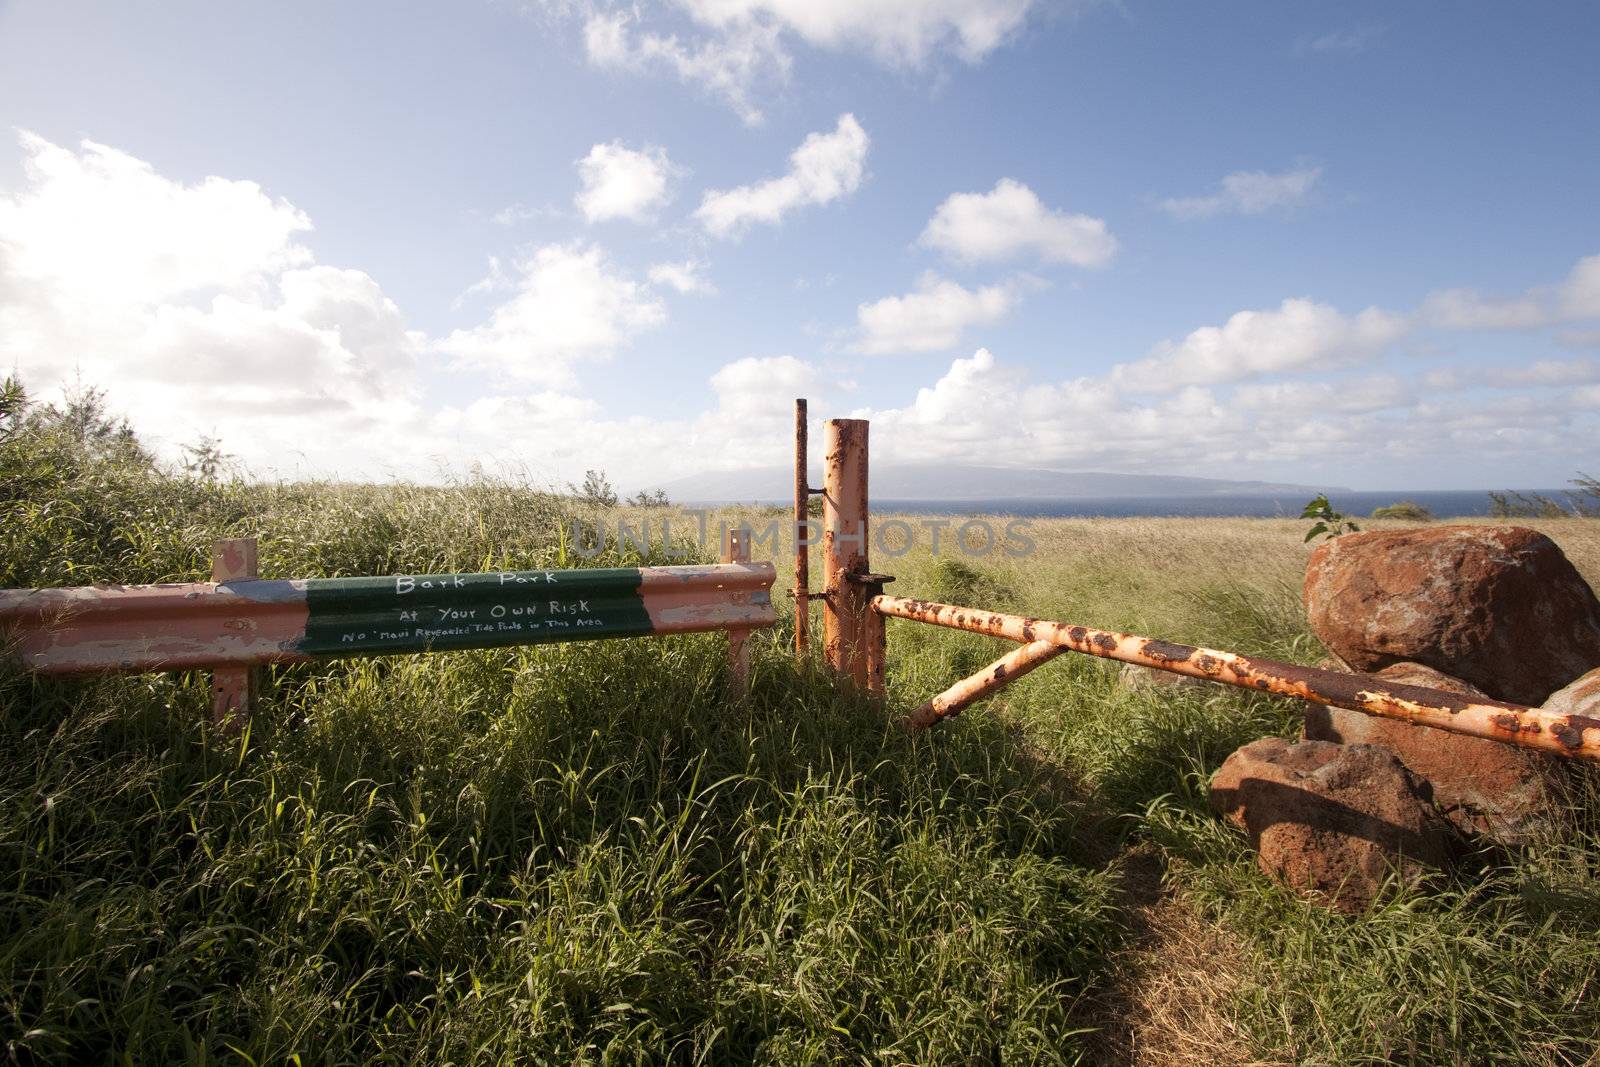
[
  {"xmin": 1541, "ymin": 666, "xmax": 1600, "ymax": 720},
  {"xmin": 1210, "ymin": 738, "xmax": 1453, "ymax": 912},
  {"xmin": 1541, "ymin": 667, "xmax": 1600, "ymax": 757},
  {"xmin": 1304, "ymin": 525, "xmax": 1600, "ymax": 705},
  {"xmin": 1303, "ymin": 662, "xmax": 1561, "ymax": 842}
]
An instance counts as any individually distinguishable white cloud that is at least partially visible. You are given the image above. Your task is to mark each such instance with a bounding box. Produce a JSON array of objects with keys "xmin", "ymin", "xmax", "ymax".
[
  {"xmin": 1559, "ymin": 254, "xmax": 1600, "ymax": 320},
  {"xmin": 1558, "ymin": 328, "xmax": 1600, "ymax": 350},
  {"xmin": 852, "ymin": 272, "xmax": 1028, "ymax": 354},
  {"xmin": 570, "ymin": 1, "xmax": 1038, "ymax": 122},
  {"xmin": 1111, "ymin": 298, "xmax": 1408, "ymax": 391},
  {"xmin": 0, "ymin": 131, "xmax": 427, "ymax": 476},
  {"xmin": 574, "ymin": 141, "xmax": 681, "ymax": 223},
  {"xmin": 7, "ymin": 131, "xmax": 1594, "ymax": 492},
  {"xmin": 1419, "ymin": 287, "xmax": 1547, "ymax": 331},
  {"xmin": 583, "ymin": 11, "xmax": 789, "ymax": 125},
  {"xmin": 438, "ymin": 243, "xmax": 666, "ymax": 387},
  {"xmin": 647, "ymin": 259, "xmax": 717, "ymax": 295},
  {"xmin": 491, "ymin": 202, "xmax": 546, "ymax": 226},
  {"xmin": 1425, "ymin": 358, "xmax": 1600, "ymax": 391},
  {"xmin": 1232, "ymin": 375, "xmax": 1411, "ymax": 415},
  {"xmin": 0, "ymin": 131, "xmax": 313, "ymax": 308},
  {"xmin": 857, "ymin": 345, "xmax": 1597, "ymax": 482},
  {"xmin": 1298, "ymin": 25, "xmax": 1383, "ymax": 54},
  {"xmin": 677, "ymin": 0, "xmax": 1038, "ymax": 67},
  {"xmin": 1416, "ymin": 253, "xmax": 1600, "ymax": 333},
  {"xmin": 695, "ymin": 114, "xmax": 868, "ymax": 237},
  {"xmin": 710, "ymin": 354, "xmax": 819, "ymax": 416},
  {"xmin": 1158, "ymin": 166, "xmax": 1323, "ymax": 220},
  {"xmin": 918, "ymin": 178, "xmax": 1117, "ymax": 267}
]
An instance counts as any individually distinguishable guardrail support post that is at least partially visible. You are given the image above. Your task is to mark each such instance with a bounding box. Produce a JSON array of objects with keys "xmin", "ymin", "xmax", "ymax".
[
  {"xmin": 722, "ymin": 525, "xmax": 752, "ymax": 698},
  {"xmin": 210, "ymin": 537, "xmax": 259, "ymax": 735},
  {"xmin": 822, "ymin": 419, "xmax": 870, "ymax": 689}
]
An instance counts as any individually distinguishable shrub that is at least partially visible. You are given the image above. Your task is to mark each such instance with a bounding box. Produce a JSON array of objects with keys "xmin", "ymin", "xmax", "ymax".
[{"xmin": 1369, "ymin": 500, "xmax": 1433, "ymax": 522}]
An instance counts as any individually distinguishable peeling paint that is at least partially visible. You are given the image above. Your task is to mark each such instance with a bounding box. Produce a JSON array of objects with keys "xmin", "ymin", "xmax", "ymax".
[{"xmin": 875, "ymin": 593, "xmax": 1598, "ymax": 760}]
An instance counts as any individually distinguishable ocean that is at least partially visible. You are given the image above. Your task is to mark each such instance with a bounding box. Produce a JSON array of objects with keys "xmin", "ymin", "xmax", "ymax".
[{"xmin": 868, "ymin": 489, "xmax": 1567, "ymax": 519}]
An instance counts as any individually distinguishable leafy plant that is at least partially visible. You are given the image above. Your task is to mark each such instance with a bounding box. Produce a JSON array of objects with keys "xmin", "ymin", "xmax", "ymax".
[
  {"xmin": 0, "ymin": 376, "xmax": 26, "ymax": 442},
  {"xmin": 1300, "ymin": 494, "xmax": 1360, "ymax": 542},
  {"xmin": 627, "ymin": 487, "xmax": 671, "ymax": 508},
  {"xmin": 569, "ymin": 468, "xmax": 618, "ymax": 507},
  {"xmin": 181, "ymin": 434, "xmax": 233, "ymax": 481}
]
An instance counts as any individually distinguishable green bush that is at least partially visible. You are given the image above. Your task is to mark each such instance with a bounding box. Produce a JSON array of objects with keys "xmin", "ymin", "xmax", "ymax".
[{"xmin": 1369, "ymin": 500, "xmax": 1434, "ymax": 522}]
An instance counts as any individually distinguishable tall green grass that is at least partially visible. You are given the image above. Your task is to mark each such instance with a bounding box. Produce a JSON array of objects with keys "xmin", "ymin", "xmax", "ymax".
[{"xmin": 3, "ymin": 389, "xmax": 1598, "ymax": 1063}]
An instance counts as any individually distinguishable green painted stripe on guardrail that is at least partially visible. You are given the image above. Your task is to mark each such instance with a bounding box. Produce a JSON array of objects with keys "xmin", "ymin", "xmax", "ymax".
[{"xmin": 296, "ymin": 567, "xmax": 655, "ymax": 656}]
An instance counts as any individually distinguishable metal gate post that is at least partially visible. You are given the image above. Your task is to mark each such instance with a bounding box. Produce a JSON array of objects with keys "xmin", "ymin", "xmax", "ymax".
[
  {"xmin": 210, "ymin": 537, "xmax": 259, "ymax": 735},
  {"xmin": 822, "ymin": 419, "xmax": 872, "ymax": 689},
  {"xmin": 792, "ymin": 398, "xmax": 813, "ymax": 658}
]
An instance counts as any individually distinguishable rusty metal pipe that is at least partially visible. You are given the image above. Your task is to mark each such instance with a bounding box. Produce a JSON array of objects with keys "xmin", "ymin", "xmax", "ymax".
[
  {"xmin": 822, "ymin": 419, "xmax": 870, "ymax": 688},
  {"xmin": 793, "ymin": 397, "xmax": 809, "ymax": 658},
  {"xmin": 904, "ymin": 639, "xmax": 1065, "ymax": 729},
  {"xmin": 872, "ymin": 595, "xmax": 1600, "ymax": 761}
]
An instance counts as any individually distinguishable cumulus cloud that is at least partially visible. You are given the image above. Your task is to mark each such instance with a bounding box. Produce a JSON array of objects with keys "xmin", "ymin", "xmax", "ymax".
[
  {"xmin": 852, "ymin": 272, "xmax": 1028, "ymax": 354},
  {"xmin": 1425, "ymin": 358, "xmax": 1600, "ymax": 391},
  {"xmin": 1111, "ymin": 298, "xmax": 1408, "ymax": 391},
  {"xmin": 8, "ymin": 131, "xmax": 1594, "ymax": 491},
  {"xmin": 574, "ymin": 141, "xmax": 681, "ymax": 223},
  {"xmin": 1158, "ymin": 166, "xmax": 1323, "ymax": 220},
  {"xmin": 1418, "ymin": 287, "xmax": 1547, "ymax": 331},
  {"xmin": 583, "ymin": 11, "xmax": 789, "ymax": 125},
  {"xmin": 648, "ymin": 259, "xmax": 717, "ymax": 295},
  {"xmin": 0, "ymin": 131, "xmax": 313, "ymax": 307},
  {"xmin": 695, "ymin": 114, "xmax": 868, "ymax": 237},
  {"xmin": 918, "ymin": 178, "xmax": 1117, "ymax": 267},
  {"xmin": 857, "ymin": 345, "xmax": 1596, "ymax": 483},
  {"xmin": 0, "ymin": 131, "xmax": 426, "ymax": 475},
  {"xmin": 1416, "ymin": 253, "xmax": 1600, "ymax": 333},
  {"xmin": 570, "ymin": 1, "xmax": 1038, "ymax": 122},
  {"xmin": 438, "ymin": 243, "xmax": 666, "ymax": 387},
  {"xmin": 676, "ymin": 0, "xmax": 1038, "ymax": 67},
  {"xmin": 1560, "ymin": 254, "xmax": 1600, "ymax": 320}
]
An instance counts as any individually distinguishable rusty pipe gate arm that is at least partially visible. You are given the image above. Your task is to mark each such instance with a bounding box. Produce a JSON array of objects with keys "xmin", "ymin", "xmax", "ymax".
[{"xmin": 871, "ymin": 594, "xmax": 1600, "ymax": 762}]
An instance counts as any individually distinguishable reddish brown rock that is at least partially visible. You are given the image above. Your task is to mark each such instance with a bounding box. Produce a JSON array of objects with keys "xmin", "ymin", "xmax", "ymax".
[
  {"xmin": 1303, "ymin": 662, "xmax": 1561, "ymax": 842},
  {"xmin": 1304, "ymin": 525, "xmax": 1600, "ymax": 705},
  {"xmin": 1210, "ymin": 738, "xmax": 1453, "ymax": 912}
]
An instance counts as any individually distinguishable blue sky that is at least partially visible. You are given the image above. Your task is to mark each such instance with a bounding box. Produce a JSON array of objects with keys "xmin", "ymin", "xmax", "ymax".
[{"xmin": 1, "ymin": 0, "xmax": 1596, "ymax": 491}]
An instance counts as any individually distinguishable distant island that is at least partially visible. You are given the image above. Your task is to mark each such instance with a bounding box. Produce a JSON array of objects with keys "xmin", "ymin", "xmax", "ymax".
[{"xmin": 659, "ymin": 463, "xmax": 1345, "ymax": 504}]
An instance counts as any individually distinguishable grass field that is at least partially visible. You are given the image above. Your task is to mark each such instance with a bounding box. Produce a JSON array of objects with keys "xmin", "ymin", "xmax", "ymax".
[{"xmin": 4, "ymin": 401, "xmax": 1600, "ymax": 1064}]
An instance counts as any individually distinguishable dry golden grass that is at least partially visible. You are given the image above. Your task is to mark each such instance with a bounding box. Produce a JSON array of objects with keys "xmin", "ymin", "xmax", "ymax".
[{"xmin": 1091, "ymin": 894, "xmax": 1277, "ymax": 1067}]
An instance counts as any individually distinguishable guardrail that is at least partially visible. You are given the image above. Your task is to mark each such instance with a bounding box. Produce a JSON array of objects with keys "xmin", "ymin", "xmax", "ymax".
[{"xmin": 1, "ymin": 533, "xmax": 774, "ymax": 733}]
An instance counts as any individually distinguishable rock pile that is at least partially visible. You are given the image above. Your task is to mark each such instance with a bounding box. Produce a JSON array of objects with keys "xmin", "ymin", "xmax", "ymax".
[{"xmin": 1211, "ymin": 524, "xmax": 1600, "ymax": 910}]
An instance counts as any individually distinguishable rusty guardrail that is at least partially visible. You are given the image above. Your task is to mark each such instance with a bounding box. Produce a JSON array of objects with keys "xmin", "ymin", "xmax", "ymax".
[
  {"xmin": 1, "ymin": 538, "xmax": 776, "ymax": 732},
  {"xmin": 870, "ymin": 595, "xmax": 1600, "ymax": 762}
]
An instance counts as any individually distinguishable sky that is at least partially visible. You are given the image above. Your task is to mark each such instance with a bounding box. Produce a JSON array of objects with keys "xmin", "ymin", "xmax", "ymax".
[{"xmin": 0, "ymin": 0, "xmax": 1596, "ymax": 493}]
